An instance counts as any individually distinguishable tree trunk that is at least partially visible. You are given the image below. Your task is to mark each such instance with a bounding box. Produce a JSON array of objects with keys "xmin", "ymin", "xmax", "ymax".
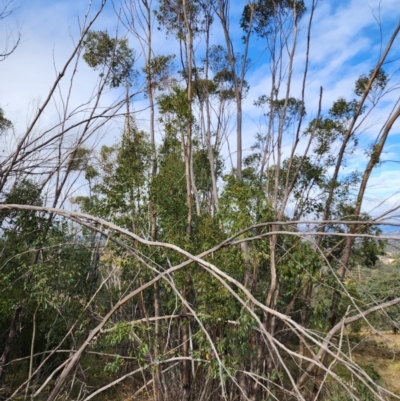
[{"xmin": 0, "ymin": 307, "xmax": 22, "ymax": 383}]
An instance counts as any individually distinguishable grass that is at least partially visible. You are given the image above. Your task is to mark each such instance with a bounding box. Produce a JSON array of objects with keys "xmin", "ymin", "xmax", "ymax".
[{"xmin": 351, "ymin": 331, "xmax": 400, "ymax": 397}]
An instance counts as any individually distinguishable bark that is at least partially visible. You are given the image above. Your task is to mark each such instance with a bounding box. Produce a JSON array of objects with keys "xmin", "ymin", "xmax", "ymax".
[
  {"xmin": 181, "ymin": 3, "xmax": 193, "ymax": 399},
  {"xmin": 0, "ymin": 307, "xmax": 22, "ymax": 383},
  {"xmin": 297, "ymin": 296, "xmax": 400, "ymax": 390},
  {"xmin": 215, "ymin": 0, "xmax": 254, "ymax": 180},
  {"xmin": 204, "ymin": 29, "xmax": 219, "ymax": 212},
  {"xmin": 307, "ymin": 105, "xmax": 400, "ymax": 399},
  {"xmin": 181, "ymin": 302, "xmax": 191, "ymax": 401},
  {"xmin": 329, "ymin": 103, "xmax": 400, "ymax": 327},
  {"xmin": 0, "ymin": 3, "xmax": 106, "ymax": 193},
  {"xmin": 316, "ymin": 19, "xmax": 400, "ymax": 247},
  {"xmin": 182, "ymin": 0, "xmax": 194, "ymax": 236}
]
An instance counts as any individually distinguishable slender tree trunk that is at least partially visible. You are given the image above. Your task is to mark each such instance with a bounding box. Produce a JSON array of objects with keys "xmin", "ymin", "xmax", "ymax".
[
  {"xmin": 183, "ymin": 2, "xmax": 193, "ymax": 236},
  {"xmin": 306, "ymin": 105, "xmax": 400, "ymax": 401},
  {"xmin": 330, "ymin": 104, "xmax": 400, "ymax": 327},
  {"xmin": 215, "ymin": 0, "xmax": 253, "ymax": 180},
  {"xmin": 180, "ymin": 301, "xmax": 191, "ymax": 401},
  {"xmin": 0, "ymin": 307, "xmax": 22, "ymax": 383},
  {"xmin": 181, "ymin": 3, "xmax": 193, "ymax": 399},
  {"xmin": 204, "ymin": 19, "xmax": 219, "ymax": 213},
  {"xmin": 153, "ymin": 280, "xmax": 165, "ymax": 401},
  {"xmin": 316, "ymin": 20, "xmax": 400, "ymax": 248}
]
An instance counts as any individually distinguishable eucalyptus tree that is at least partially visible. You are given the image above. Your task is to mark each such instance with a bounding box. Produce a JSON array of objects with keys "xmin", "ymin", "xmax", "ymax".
[
  {"xmin": 1, "ymin": 21, "xmax": 137, "ymax": 387},
  {"xmin": 120, "ymin": 0, "xmax": 177, "ymax": 226},
  {"xmin": 0, "ymin": 180, "xmax": 95, "ymax": 384},
  {"xmin": 156, "ymin": 0, "xmax": 221, "ymax": 230},
  {"xmin": 2, "ymin": 1, "xmax": 400, "ymax": 401},
  {"xmin": 0, "ymin": 0, "xmax": 134, "ymax": 396},
  {"xmin": 154, "ymin": 7, "xmax": 211, "ymax": 396}
]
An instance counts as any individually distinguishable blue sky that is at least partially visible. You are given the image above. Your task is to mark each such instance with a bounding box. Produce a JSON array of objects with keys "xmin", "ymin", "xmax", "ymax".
[{"xmin": 1, "ymin": 0, "xmax": 400, "ymax": 218}]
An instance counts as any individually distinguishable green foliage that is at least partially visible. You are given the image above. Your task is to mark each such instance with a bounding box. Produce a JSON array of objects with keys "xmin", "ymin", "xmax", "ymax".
[
  {"xmin": 218, "ymin": 173, "xmax": 271, "ymax": 234},
  {"xmin": 193, "ymin": 148, "xmax": 212, "ymax": 192},
  {"xmin": 1, "ymin": 3, "xmax": 397, "ymax": 400},
  {"xmin": 277, "ymin": 155, "xmax": 325, "ymax": 217},
  {"xmin": 279, "ymin": 239, "xmax": 321, "ymax": 298},
  {"xmin": 241, "ymin": 0, "xmax": 306, "ymax": 37},
  {"xmin": 156, "ymin": 0, "xmax": 208, "ymax": 40},
  {"xmin": 208, "ymin": 45, "xmax": 230, "ymax": 74},
  {"xmin": 0, "ymin": 180, "xmax": 96, "ymax": 375},
  {"xmin": 331, "ymin": 363, "xmax": 382, "ymax": 401},
  {"xmin": 75, "ymin": 126, "xmax": 152, "ymax": 229},
  {"xmin": 255, "ymin": 95, "xmax": 306, "ymax": 130},
  {"xmin": 152, "ymin": 151, "xmax": 187, "ymax": 236},
  {"xmin": 143, "ymin": 54, "xmax": 176, "ymax": 92},
  {"xmin": 355, "ymin": 68, "xmax": 388, "ymax": 97},
  {"xmin": 215, "ymin": 71, "xmax": 248, "ymax": 101},
  {"xmin": 0, "ymin": 107, "xmax": 12, "ymax": 134},
  {"xmin": 158, "ymin": 86, "xmax": 192, "ymax": 126},
  {"xmin": 329, "ymin": 97, "xmax": 360, "ymax": 120},
  {"xmin": 304, "ymin": 97, "xmax": 361, "ymax": 168},
  {"xmin": 192, "ymin": 78, "xmax": 218, "ymax": 102},
  {"xmin": 104, "ymin": 354, "xmax": 124, "ymax": 373},
  {"xmin": 60, "ymin": 68, "xmax": 389, "ymax": 401},
  {"xmin": 82, "ymin": 31, "xmax": 135, "ymax": 87},
  {"xmin": 323, "ymin": 208, "xmax": 384, "ymax": 268},
  {"xmin": 360, "ymin": 270, "xmax": 400, "ymax": 331},
  {"xmin": 69, "ymin": 146, "xmax": 92, "ymax": 171}
]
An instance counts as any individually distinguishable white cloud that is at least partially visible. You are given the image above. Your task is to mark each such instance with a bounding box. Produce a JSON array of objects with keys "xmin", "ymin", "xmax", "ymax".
[{"xmin": 1, "ymin": 0, "xmax": 400, "ymax": 216}]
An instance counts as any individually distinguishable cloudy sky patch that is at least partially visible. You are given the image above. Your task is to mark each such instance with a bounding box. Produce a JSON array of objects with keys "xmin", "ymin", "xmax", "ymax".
[{"xmin": 1, "ymin": 0, "xmax": 399, "ymax": 217}]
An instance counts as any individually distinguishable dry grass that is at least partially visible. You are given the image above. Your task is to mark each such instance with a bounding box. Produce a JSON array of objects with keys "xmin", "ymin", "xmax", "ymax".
[{"xmin": 352, "ymin": 331, "xmax": 400, "ymax": 396}]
